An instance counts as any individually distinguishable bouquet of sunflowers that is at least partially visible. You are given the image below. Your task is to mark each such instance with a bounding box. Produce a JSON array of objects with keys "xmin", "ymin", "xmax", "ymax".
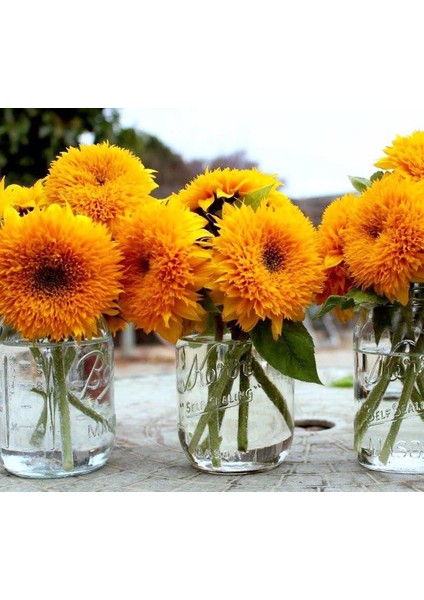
[
  {"xmin": 0, "ymin": 143, "xmax": 157, "ymax": 477},
  {"xmin": 316, "ymin": 131, "xmax": 424, "ymax": 472},
  {"xmin": 130, "ymin": 168, "xmax": 324, "ymax": 472},
  {"xmin": 0, "ymin": 141, "xmax": 325, "ymax": 476}
]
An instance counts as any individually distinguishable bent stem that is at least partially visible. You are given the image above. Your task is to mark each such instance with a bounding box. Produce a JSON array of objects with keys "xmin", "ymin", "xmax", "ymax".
[
  {"xmin": 354, "ymin": 355, "xmax": 394, "ymax": 451},
  {"xmin": 379, "ymin": 363, "xmax": 417, "ymax": 464},
  {"xmin": 188, "ymin": 343, "xmax": 249, "ymax": 455},
  {"xmin": 52, "ymin": 346, "xmax": 74, "ymax": 472},
  {"xmin": 251, "ymin": 356, "xmax": 294, "ymax": 433},
  {"xmin": 355, "ymin": 300, "xmax": 424, "ymax": 463}
]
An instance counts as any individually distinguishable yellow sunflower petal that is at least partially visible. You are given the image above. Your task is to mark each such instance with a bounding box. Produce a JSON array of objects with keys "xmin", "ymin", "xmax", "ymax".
[
  {"xmin": 114, "ymin": 199, "xmax": 211, "ymax": 340},
  {"xmin": 174, "ymin": 167, "xmax": 280, "ymax": 212},
  {"xmin": 0, "ymin": 179, "xmax": 46, "ymax": 217},
  {"xmin": 208, "ymin": 202, "xmax": 324, "ymax": 337},
  {"xmin": 44, "ymin": 142, "xmax": 158, "ymax": 230},
  {"xmin": 343, "ymin": 174, "xmax": 424, "ymax": 303},
  {"xmin": 374, "ymin": 131, "xmax": 424, "ymax": 181},
  {"xmin": 0, "ymin": 204, "xmax": 123, "ymax": 341},
  {"xmin": 316, "ymin": 193, "xmax": 355, "ymax": 305},
  {"xmin": 324, "ymin": 254, "xmax": 344, "ymax": 269}
]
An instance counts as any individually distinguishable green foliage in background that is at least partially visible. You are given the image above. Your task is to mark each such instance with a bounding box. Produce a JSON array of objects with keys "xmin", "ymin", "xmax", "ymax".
[
  {"xmin": 0, "ymin": 108, "xmax": 119, "ymax": 185},
  {"xmin": 0, "ymin": 108, "xmax": 259, "ymax": 194}
]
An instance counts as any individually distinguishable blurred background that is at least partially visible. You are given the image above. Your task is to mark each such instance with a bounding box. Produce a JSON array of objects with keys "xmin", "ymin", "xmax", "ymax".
[{"xmin": 1, "ymin": 107, "xmax": 423, "ymax": 371}]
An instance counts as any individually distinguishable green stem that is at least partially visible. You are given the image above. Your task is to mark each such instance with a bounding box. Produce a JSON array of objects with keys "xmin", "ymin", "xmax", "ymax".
[
  {"xmin": 251, "ymin": 356, "xmax": 294, "ymax": 433},
  {"xmin": 354, "ymin": 309, "xmax": 408, "ymax": 452},
  {"xmin": 29, "ymin": 347, "xmax": 53, "ymax": 446},
  {"xmin": 214, "ymin": 315, "xmax": 224, "ymax": 342},
  {"xmin": 379, "ymin": 362, "xmax": 417, "ymax": 464},
  {"xmin": 52, "ymin": 346, "xmax": 74, "ymax": 472},
  {"xmin": 188, "ymin": 343, "xmax": 249, "ymax": 454},
  {"xmin": 354, "ymin": 355, "xmax": 394, "ymax": 451},
  {"xmin": 206, "ymin": 343, "xmax": 221, "ymax": 468},
  {"xmin": 378, "ymin": 331, "xmax": 424, "ymax": 464},
  {"xmin": 237, "ymin": 354, "xmax": 250, "ymax": 452},
  {"xmin": 198, "ymin": 376, "xmax": 235, "ymax": 453},
  {"xmin": 208, "ymin": 407, "xmax": 222, "ymax": 468},
  {"xmin": 29, "ymin": 392, "xmax": 48, "ymax": 446},
  {"xmin": 68, "ymin": 391, "xmax": 113, "ymax": 431}
]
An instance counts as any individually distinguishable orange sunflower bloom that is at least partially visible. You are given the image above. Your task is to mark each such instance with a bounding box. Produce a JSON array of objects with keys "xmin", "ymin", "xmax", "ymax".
[
  {"xmin": 208, "ymin": 202, "xmax": 324, "ymax": 339},
  {"xmin": 0, "ymin": 205, "xmax": 122, "ymax": 341},
  {"xmin": 44, "ymin": 142, "xmax": 157, "ymax": 229},
  {"xmin": 375, "ymin": 130, "xmax": 424, "ymax": 181},
  {"xmin": 0, "ymin": 178, "xmax": 46, "ymax": 217},
  {"xmin": 114, "ymin": 199, "xmax": 211, "ymax": 343},
  {"xmin": 316, "ymin": 194, "xmax": 356, "ymax": 318},
  {"xmin": 343, "ymin": 175, "xmax": 424, "ymax": 304},
  {"xmin": 174, "ymin": 167, "xmax": 280, "ymax": 212}
]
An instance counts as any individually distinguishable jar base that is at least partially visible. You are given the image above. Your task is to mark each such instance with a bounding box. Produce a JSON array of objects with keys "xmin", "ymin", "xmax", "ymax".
[
  {"xmin": 358, "ymin": 450, "xmax": 424, "ymax": 474},
  {"xmin": 179, "ymin": 431, "xmax": 292, "ymax": 474},
  {"xmin": 188, "ymin": 452, "xmax": 289, "ymax": 475},
  {"xmin": 1, "ymin": 446, "xmax": 114, "ymax": 479}
]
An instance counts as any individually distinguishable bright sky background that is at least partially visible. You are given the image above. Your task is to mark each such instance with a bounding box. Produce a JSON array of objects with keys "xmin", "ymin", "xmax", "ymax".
[
  {"xmin": 120, "ymin": 107, "xmax": 424, "ymax": 199},
  {"xmin": 4, "ymin": 0, "xmax": 424, "ymax": 203}
]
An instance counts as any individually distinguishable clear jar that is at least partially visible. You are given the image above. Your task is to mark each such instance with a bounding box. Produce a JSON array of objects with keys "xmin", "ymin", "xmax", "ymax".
[
  {"xmin": 354, "ymin": 285, "xmax": 424, "ymax": 472},
  {"xmin": 0, "ymin": 320, "xmax": 115, "ymax": 478},
  {"xmin": 176, "ymin": 335, "xmax": 294, "ymax": 474}
]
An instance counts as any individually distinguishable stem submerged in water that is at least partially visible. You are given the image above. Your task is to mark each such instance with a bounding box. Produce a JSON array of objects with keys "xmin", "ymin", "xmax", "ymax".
[
  {"xmin": 52, "ymin": 346, "xmax": 74, "ymax": 472},
  {"xmin": 356, "ymin": 296, "xmax": 424, "ymax": 466},
  {"xmin": 237, "ymin": 353, "xmax": 250, "ymax": 452},
  {"xmin": 379, "ymin": 363, "xmax": 417, "ymax": 464}
]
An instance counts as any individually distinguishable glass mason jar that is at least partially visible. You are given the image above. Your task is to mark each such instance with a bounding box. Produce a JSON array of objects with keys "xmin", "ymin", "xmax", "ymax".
[
  {"xmin": 0, "ymin": 320, "xmax": 115, "ymax": 479},
  {"xmin": 354, "ymin": 285, "xmax": 424, "ymax": 472},
  {"xmin": 176, "ymin": 335, "xmax": 294, "ymax": 474}
]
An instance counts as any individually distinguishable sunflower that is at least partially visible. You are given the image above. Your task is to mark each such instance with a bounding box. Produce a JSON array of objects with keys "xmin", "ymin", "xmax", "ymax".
[
  {"xmin": 44, "ymin": 142, "xmax": 158, "ymax": 229},
  {"xmin": 173, "ymin": 167, "xmax": 280, "ymax": 213},
  {"xmin": 208, "ymin": 202, "xmax": 324, "ymax": 339},
  {"xmin": 0, "ymin": 178, "xmax": 46, "ymax": 217},
  {"xmin": 316, "ymin": 194, "xmax": 356, "ymax": 317},
  {"xmin": 0, "ymin": 204, "xmax": 122, "ymax": 341},
  {"xmin": 375, "ymin": 130, "xmax": 424, "ymax": 181},
  {"xmin": 263, "ymin": 189, "xmax": 299, "ymax": 210},
  {"xmin": 114, "ymin": 199, "xmax": 211, "ymax": 343},
  {"xmin": 343, "ymin": 175, "xmax": 424, "ymax": 304}
]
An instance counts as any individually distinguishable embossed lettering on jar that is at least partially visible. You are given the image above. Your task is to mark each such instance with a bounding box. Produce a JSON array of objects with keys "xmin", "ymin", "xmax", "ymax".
[{"xmin": 176, "ymin": 335, "xmax": 295, "ymax": 474}]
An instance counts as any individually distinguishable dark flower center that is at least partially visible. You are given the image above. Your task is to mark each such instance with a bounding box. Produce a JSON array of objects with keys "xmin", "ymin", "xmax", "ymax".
[
  {"xmin": 365, "ymin": 223, "xmax": 382, "ymax": 239},
  {"xmin": 33, "ymin": 264, "xmax": 70, "ymax": 295},
  {"xmin": 262, "ymin": 243, "xmax": 285, "ymax": 272},
  {"xmin": 17, "ymin": 206, "xmax": 34, "ymax": 217},
  {"xmin": 95, "ymin": 172, "xmax": 107, "ymax": 185},
  {"xmin": 140, "ymin": 256, "xmax": 150, "ymax": 274}
]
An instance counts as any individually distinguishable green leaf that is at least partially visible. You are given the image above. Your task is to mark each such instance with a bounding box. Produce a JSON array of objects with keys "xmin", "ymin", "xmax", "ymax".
[
  {"xmin": 314, "ymin": 288, "xmax": 388, "ymax": 320},
  {"xmin": 250, "ymin": 319, "xmax": 322, "ymax": 384},
  {"xmin": 329, "ymin": 375, "xmax": 353, "ymax": 388},
  {"xmin": 348, "ymin": 175, "xmax": 371, "ymax": 193},
  {"xmin": 346, "ymin": 288, "xmax": 388, "ymax": 306},
  {"xmin": 313, "ymin": 295, "xmax": 355, "ymax": 319},
  {"xmin": 370, "ymin": 170, "xmax": 385, "ymax": 183},
  {"xmin": 241, "ymin": 185, "xmax": 274, "ymax": 210}
]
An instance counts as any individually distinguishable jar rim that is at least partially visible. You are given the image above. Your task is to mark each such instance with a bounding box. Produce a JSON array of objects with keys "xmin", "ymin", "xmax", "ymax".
[{"xmin": 178, "ymin": 333, "xmax": 252, "ymax": 346}]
